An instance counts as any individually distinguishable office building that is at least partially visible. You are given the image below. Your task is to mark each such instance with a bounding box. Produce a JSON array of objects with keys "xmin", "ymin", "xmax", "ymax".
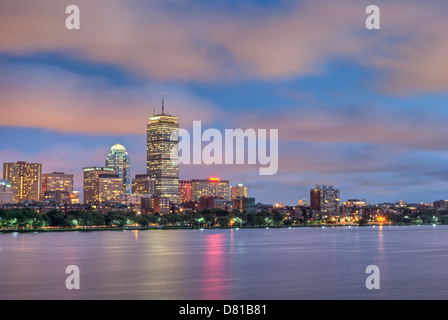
[
  {"xmin": 0, "ymin": 180, "xmax": 14, "ymax": 204},
  {"xmin": 96, "ymin": 173, "xmax": 123, "ymax": 202},
  {"xmin": 233, "ymin": 197, "xmax": 256, "ymax": 214},
  {"xmin": 106, "ymin": 144, "xmax": 131, "ymax": 193},
  {"xmin": 231, "ymin": 184, "xmax": 249, "ymax": 200},
  {"xmin": 310, "ymin": 185, "xmax": 340, "ymax": 214},
  {"xmin": 42, "ymin": 172, "xmax": 74, "ymax": 195},
  {"xmin": 43, "ymin": 190, "xmax": 71, "ymax": 205},
  {"xmin": 83, "ymin": 167, "xmax": 115, "ymax": 203},
  {"xmin": 3, "ymin": 161, "xmax": 42, "ymax": 203},
  {"xmin": 147, "ymin": 96, "xmax": 180, "ymax": 204},
  {"xmin": 190, "ymin": 177, "xmax": 230, "ymax": 201},
  {"xmin": 179, "ymin": 180, "xmax": 192, "ymax": 203},
  {"xmin": 132, "ymin": 174, "xmax": 155, "ymax": 196}
]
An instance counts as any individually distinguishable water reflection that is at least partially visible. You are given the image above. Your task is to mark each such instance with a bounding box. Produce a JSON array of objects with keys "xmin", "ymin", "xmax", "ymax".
[{"xmin": 199, "ymin": 232, "xmax": 231, "ymax": 300}]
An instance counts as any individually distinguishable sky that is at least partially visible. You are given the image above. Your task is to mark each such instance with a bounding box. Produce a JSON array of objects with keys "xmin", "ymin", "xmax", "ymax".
[{"xmin": 1, "ymin": 0, "xmax": 448, "ymax": 205}]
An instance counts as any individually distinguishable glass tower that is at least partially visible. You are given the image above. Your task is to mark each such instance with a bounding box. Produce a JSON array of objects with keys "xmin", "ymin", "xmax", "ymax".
[
  {"xmin": 105, "ymin": 144, "xmax": 131, "ymax": 193},
  {"xmin": 147, "ymin": 96, "xmax": 180, "ymax": 204}
]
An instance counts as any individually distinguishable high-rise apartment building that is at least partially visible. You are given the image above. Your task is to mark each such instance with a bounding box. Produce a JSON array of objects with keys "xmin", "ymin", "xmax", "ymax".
[
  {"xmin": 83, "ymin": 167, "xmax": 115, "ymax": 203},
  {"xmin": 310, "ymin": 185, "xmax": 340, "ymax": 214},
  {"xmin": 3, "ymin": 161, "xmax": 42, "ymax": 203},
  {"xmin": 0, "ymin": 180, "xmax": 14, "ymax": 204},
  {"xmin": 231, "ymin": 184, "xmax": 249, "ymax": 200},
  {"xmin": 132, "ymin": 174, "xmax": 155, "ymax": 196},
  {"xmin": 147, "ymin": 96, "xmax": 180, "ymax": 204},
  {"xmin": 190, "ymin": 178, "xmax": 230, "ymax": 201},
  {"xmin": 106, "ymin": 144, "xmax": 131, "ymax": 193}
]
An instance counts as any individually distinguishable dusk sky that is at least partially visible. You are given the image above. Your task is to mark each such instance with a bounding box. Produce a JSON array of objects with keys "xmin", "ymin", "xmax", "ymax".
[{"xmin": 1, "ymin": 0, "xmax": 448, "ymax": 205}]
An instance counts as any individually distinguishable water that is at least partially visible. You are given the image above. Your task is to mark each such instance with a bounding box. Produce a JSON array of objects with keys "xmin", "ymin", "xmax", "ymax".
[{"xmin": 1, "ymin": 225, "xmax": 448, "ymax": 300}]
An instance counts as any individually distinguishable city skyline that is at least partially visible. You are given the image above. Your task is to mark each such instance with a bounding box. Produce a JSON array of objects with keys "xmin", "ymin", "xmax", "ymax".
[{"xmin": 1, "ymin": 1, "xmax": 448, "ymax": 205}]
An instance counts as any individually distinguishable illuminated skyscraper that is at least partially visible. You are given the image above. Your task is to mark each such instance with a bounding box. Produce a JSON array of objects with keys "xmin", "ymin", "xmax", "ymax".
[
  {"xmin": 106, "ymin": 144, "xmax": 131, "ymax": 193},
  {"xmin": 3, "ymin": 161, "xmax": 42, "ymax": 203},
  {"xmin": 147, "ymin": 95, "xmax": 180, "ymax": 204}
]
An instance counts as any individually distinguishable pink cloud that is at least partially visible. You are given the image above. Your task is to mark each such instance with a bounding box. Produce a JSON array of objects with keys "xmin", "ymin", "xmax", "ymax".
[
  {"xmin": 0, "ymin": 0, "xmax": 447, "ymax": 92},
  {"xmin": 0, "ymin": 63, "xmax": 218, "ymax": 134}
]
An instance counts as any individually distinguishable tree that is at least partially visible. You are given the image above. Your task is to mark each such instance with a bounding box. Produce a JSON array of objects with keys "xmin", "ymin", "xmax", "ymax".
[
  {"xmin": 44, "ymin": 210, "xmax": 67, "ymax": 227},
  {"xmin": 136, "ymin": 215, "xmax": 151, "ymax": 227},
  {"xmin": 217, "ymin": 216, "xmax": 230, "ymax": 227}
]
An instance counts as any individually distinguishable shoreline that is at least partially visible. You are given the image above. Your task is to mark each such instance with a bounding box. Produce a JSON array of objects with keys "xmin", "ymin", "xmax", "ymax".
[{"xmin": 0, "ymin": 223, "xmax": 442, "ymax": 234}]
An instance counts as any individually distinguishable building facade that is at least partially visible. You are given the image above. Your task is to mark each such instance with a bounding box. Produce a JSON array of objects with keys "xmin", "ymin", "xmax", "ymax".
[
  {"xmin": 310, "ymin": 185, "xmax": 340, "ymax": 215},
  {"xmin": 132, "ymin": 174, "xmax": 155, "ymax": 196},
  {"xmin": 83, "ymin": 167, "xmax": 115, "ymax": 203},
  {"xmin": 231, "ymin": 184, "xmax": 249, "ymax": 200},
  {"xmin": 232, "ymin": 197, "xmax": 256, "ymax": 214},
  {"xmin": 96, "ymin": 173, "xmax": 123, "ymax": 202},
  {"xmin": 105, "ymin": 144, "xmax": 131, "ymax": 193},
  {"xmin": 43, "ymin": 190, "xmax": 71, "ymax": 205},
  {"xmin": 3, "ymin": 161, "xmax": 42, "ymax": 203},
  {"xmin": 179, "ymin": 180, "xmax": 192, "ymax": 203},
  {"xmin": 0, "ymin": 180, "xmax": 14, "ymax": 204},
  {"xmin": 42, "ymin": 172, "xmax": 74, "ymax": 196},
  {"xmin": 147, "ymin": 99, "xmax": 180, "ymax": 204},
  {"xmin": 190, "ymin": 178, "xmax": 230, "ymax": 202}
]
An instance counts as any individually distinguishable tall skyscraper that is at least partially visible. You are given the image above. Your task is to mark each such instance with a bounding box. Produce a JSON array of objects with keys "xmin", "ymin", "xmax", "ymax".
[
  {"xmin": 106, "ymin": 144, "xmax": 131, "ymax": 193},
  {"xmin": 231, "ymin": 184, "xmax": 249, "ymax": 200},
  {"xmin": 147, "ymin": 95, "xmax": 180, "ymax": 204},
  {"xmin": 3, "ymin": 161, "xmax": 42, "ymax": 203},
  {"xmin": 310, "ymin": 185, "xmax": 340, "ymax": 215}
]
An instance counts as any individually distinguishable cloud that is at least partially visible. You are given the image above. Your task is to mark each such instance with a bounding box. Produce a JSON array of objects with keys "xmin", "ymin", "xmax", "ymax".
[
  {"xmin": 1, "ymin": 0, "xmax": 448, "ymax": 92},
  {"xmin": 0, "ymin": 62, "xmax": 218, "ymax": 134},
  {"xmin": 229, "ymin": 103, "xmax": 448, "ymax": 151}
]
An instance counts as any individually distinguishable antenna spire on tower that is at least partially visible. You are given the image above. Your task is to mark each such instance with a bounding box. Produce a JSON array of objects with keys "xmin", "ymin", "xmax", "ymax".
[{"xmin": 162, "ymin": 92, "xmax": 165, "ymax": 114}]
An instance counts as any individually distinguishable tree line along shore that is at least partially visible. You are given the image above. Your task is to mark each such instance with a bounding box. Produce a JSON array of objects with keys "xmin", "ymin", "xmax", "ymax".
[{"xmin": 1, "ymin": 208, "xmax": 447, "ymax": 233}]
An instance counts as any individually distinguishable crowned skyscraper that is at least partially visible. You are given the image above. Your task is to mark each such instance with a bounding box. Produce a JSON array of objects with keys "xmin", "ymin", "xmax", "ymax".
[
  {"xmin": 105, "ymin": 144, "xmax": 131, "ymax": 193},
  {"xmin": 147, "ymin": 94, "xmax": 180, "ymax": 204}
]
